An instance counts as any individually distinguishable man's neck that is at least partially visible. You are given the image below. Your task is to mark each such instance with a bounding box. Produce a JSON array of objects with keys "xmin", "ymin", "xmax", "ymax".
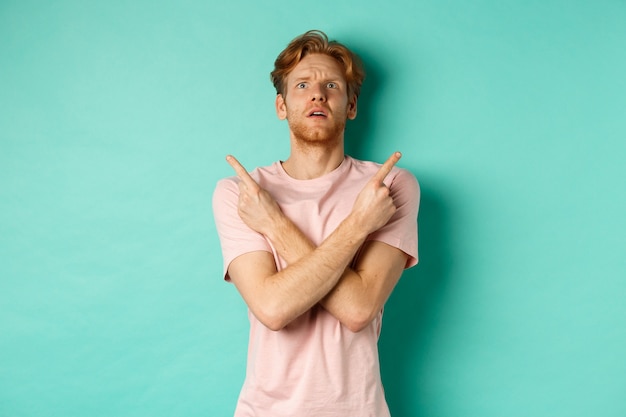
[{"xmin": 281, "ymin": 141, "xmax": 345, "ymax": 180}]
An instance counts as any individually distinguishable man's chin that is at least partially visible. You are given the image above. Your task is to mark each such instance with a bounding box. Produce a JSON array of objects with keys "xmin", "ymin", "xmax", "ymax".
[
  {"xmin": 293, "ymin": 133, "xmax": 342, "ymax": 149},
  {"xmin": 291, "ymin": 125, "xmax": 345, "ymax": 147}
]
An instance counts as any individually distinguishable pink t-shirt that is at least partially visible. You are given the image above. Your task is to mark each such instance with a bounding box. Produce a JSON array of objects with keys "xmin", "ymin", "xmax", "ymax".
[{"xmin": 213, "ymin": 156, "xmax": 419, "ymax": 417}]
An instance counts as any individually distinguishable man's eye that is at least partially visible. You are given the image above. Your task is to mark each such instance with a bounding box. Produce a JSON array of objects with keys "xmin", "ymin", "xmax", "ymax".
[
  {"xmin": 327, "ymin": 82, "xmax": 337, "ymax": 88},
  {"xmin": 297, "ymin": 83, "xmax": 307, "ymax": 88}
]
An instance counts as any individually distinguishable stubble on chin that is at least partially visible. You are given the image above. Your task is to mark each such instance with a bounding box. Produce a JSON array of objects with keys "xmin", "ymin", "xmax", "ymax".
[{"xmin": 288, "ymin": 118, "xmax": 346, "ymax": 150}]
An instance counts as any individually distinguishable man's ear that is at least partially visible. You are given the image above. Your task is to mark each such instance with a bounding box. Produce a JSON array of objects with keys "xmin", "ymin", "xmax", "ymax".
[
  {"xmin": 276, "ymin": 94, "xmax": 287, "ymax": 120},
  {"xmin": 347, "ymin": 96, "xmax": 358, "ymax": 120}
]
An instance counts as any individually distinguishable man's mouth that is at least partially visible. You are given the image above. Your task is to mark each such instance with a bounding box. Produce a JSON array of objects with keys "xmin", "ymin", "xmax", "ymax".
[{"xmin": 308, "ymin": 109, "xmax": 328, "ymax": 118}]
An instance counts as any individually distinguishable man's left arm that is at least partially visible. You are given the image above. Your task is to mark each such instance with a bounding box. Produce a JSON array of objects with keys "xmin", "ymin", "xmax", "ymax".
[
  {"xmin": 246, "ymin": 209, "xmax": 413, "ymax": 333},
  {"xmin": 319, "ymin": 240, "xmax": 409, "ymax": 332},
  {"xmin": 266, "ymin": 174, "xmax": 417, "ymax": 332}
]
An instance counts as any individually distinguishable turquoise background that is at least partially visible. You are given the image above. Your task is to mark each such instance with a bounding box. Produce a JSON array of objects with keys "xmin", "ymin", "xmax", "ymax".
[{"xmin": 1, "ymin": 1, "xmax": 625, "ymax": 416}]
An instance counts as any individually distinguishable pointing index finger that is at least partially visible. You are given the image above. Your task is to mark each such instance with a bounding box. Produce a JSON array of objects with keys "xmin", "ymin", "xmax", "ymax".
[
  {"xmin": 226, "ymin": 155, "xmax": 258, "ymax": 189},
  {"xmin": 372, "ymin": 151, "xmax": 402, "ymax": 184}
]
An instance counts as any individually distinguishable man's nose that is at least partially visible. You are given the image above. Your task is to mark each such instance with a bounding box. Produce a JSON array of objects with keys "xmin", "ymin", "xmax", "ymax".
[{"xmin": 310, "ymin": 84, "xmax": 326, "ymax": 101}]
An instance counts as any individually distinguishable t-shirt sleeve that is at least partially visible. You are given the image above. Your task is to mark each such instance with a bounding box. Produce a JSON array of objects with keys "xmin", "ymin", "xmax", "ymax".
[
  {"xmin": 212, "ymin": 177, "xmax": 273, "ymax": 280},
  {"xmin": 367, "ymin": 168, "xmax": 420, "ymax": 268}
]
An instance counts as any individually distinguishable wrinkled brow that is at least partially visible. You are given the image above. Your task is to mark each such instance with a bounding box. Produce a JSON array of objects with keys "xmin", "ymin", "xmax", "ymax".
[{"xmin": 291, "ymin": 76, "xmax": 344, "ymax": 84}]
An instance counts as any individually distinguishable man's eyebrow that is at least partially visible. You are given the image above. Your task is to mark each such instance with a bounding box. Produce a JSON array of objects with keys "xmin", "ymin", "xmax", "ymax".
[{"xmin": 291, "ymin": 76, "xmax": 343, "ymax": 84}]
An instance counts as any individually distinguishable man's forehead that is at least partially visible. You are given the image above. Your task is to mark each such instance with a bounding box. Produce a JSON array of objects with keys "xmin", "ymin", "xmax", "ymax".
[{"xmin": 288, "ymin": 54, "xmax": 345, "ymax": 80}]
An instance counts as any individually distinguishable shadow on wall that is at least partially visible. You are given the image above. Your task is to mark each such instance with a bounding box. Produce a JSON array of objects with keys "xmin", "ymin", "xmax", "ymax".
[
  {"xmin": 344, "ymin": 45, "xmax": 453, "ymax": 416},
  {"xmin": 380, "ymin": 186, "xmax": 452, "ymax": 417}
]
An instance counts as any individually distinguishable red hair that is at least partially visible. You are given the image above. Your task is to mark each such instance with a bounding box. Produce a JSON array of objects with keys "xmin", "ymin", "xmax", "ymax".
[{"xmin": 270, "ymin": 30, "xmax": 365, "ymax": 100}]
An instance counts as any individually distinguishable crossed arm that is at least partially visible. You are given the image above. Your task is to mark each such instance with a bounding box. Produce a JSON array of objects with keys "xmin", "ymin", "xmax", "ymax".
[{"xmin": 225, "ymin": 153, "xmax": 410, "ymax": 332}]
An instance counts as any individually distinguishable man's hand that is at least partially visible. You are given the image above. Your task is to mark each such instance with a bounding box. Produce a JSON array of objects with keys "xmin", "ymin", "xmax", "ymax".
[
  {"xmin": 226, "ymin": 155, "xmax": 283, "ymax": 236},
  {"xmin": 350, "ymin": 152, "xmax": 402, "ymax": 235}
]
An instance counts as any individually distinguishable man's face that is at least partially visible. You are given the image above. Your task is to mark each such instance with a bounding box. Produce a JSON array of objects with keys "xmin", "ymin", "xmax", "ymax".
[{"xmin": 276, "ymin": 53, "xmax": 357, "ymax": 148}]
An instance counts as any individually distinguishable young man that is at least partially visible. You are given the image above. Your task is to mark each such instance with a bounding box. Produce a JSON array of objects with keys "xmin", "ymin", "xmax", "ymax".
[{"xmin": 213, "ymin": 30, "xmax": 419, "ymax": 417}]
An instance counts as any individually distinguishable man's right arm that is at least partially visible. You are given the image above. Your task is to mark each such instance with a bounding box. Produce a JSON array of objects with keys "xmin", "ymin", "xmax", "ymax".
[{"xmin": 227, "ymin": 212, "xmax": 372, "ymax": 331}]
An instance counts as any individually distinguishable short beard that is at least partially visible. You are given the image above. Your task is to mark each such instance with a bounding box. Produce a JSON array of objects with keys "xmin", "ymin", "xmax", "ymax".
[{"xmin": 289, "ymin": 117, "xmax": 346, "ymax": 150}]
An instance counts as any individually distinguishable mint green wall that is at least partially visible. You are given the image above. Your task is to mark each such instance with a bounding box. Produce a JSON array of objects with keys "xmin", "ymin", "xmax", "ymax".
[{"xmin": 1, "ymin": 1, "xmax": 624, "ymax": 416}]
